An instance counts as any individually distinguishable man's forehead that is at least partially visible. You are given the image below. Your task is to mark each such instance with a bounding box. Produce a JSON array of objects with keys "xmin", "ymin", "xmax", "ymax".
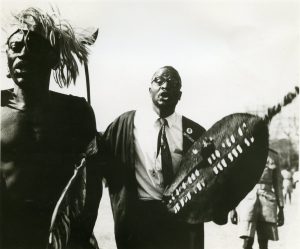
[
  {"xmin": 154, "ymin": 68, "xmax": 178, "ymax": 79},
  {"xmin": 7, "ymin": 25, "xmax": 46, "ymax": 43},
  {"xmin": 7, "ymin": 29, "xmax": 51, "ymax": 46},
  {"xmin": 7, "ymin": 30, "xmax": 27, "ymax": 43}
]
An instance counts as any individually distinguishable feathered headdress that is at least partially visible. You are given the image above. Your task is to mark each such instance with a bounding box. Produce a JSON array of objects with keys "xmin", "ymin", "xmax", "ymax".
[{"xmin": 7, "ymin": 7, "xmax": 96, "ymax": 87}]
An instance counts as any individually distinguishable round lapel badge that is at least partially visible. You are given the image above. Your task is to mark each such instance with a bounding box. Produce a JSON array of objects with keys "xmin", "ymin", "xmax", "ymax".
[{"xmin": 186, "ymin": 127, "xmax": 193, "ymax": 134}]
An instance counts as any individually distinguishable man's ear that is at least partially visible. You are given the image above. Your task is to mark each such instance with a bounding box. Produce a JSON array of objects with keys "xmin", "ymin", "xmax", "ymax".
[
  {"xmin": 6, "ymin": 66, "xmax": 11, "ymax": 78},
  {"xmin": 178, "ymin": 90, "xmax": 182, "ymax": 100}
]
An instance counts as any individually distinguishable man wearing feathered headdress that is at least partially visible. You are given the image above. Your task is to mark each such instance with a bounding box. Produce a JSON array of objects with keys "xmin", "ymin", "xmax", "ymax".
[{"xmin": 1, "ymin": 7, "xmax": 102, "ymax": 249}]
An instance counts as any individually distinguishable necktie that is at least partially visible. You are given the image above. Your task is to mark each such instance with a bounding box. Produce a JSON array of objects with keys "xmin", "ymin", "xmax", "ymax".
[{"xmin": 157, "ymin": 118, "xmax": 173, "ymax": 187}]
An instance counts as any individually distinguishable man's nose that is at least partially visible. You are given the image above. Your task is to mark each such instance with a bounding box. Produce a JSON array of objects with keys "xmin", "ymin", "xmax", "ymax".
[{"xmin": 161, "ymin": 80, "xmax": 170, "ymax": 89}]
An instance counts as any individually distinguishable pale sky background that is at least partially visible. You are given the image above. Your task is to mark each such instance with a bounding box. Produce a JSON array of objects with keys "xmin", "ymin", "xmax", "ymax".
[
  {"xmin": 1, "ymin": 0, "xmax": 299, "ymax": 139},
  {"xmin": 1, "ymin": 1, "xmax": 299, "ymax": 248}
]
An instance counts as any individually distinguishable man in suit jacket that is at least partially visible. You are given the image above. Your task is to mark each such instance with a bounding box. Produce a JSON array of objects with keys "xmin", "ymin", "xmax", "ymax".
[{"xmin": 100, "ymin": 66, "xmax": 206, "ymax": 249}]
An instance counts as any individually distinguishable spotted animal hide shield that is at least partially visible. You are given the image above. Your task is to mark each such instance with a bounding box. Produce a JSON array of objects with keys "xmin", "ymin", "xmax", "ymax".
[{"xmin": 163, "ymin": 113, "xmax": 269, "ymax": 225}]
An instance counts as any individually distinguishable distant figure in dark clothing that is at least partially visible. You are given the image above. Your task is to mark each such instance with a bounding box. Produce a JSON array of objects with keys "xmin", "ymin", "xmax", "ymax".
[{"xmin": 230, "ymin": 150, "xmax": 284, "ymax": 249}]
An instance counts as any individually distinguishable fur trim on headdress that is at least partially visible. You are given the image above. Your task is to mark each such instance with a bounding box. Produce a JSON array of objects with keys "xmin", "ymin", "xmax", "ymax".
[{"xmin": 9, "ymin": 7, "xmax": 95, "ymax": 87}]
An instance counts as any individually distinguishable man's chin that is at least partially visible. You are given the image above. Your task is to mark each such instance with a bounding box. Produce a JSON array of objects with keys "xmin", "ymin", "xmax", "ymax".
[
  {"xmin": 15, "ymin": 77, "xmax": 27, "ymax": 84},
  {"xmin": 157, "ymin": 101, "xmax": 177, "ymax": 111},
  {"xmin": 13, "ymin": 77, "xmax": 32, "ymax": 88},
  {"xmin": 157, "ymin": 100, "xmax": 170, "ymax": 106}
]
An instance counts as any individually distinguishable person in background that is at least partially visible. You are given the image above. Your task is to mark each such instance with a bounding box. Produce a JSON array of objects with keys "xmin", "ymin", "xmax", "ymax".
[
  {"xmin": 230, "ymin": 149, "xmax": 284, "ymax": 249},
  {"xmin": 292, "ymin": 170, "xmax": 299, "ymax": 189},
  {"xmin": 99, "ymin": 66, "xmax": 206, "ymax": 249},
  {"xmin": 281, "ymin": 168, "xmax": 294, "ymax": 204},
  {"xmin": 1, "ymin": 7, "xmax": 102, "ymax": 249}
]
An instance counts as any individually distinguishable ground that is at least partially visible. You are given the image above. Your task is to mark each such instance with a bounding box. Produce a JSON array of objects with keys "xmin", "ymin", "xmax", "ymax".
[{"xmin": 94, "ymin": 187, "xmax": 300, "ymax": 249}]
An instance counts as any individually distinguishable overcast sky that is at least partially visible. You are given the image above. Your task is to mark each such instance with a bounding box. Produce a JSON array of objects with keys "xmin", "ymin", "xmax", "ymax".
[{"xmin": 1, "ymin": 0, "xmax": 299, "ymax": 137}]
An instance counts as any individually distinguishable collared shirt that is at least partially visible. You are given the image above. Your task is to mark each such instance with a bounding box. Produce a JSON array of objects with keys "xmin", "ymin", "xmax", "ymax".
[{"xmin": 134, "ymin": 105, "xmax": 183, "ymax": 200}]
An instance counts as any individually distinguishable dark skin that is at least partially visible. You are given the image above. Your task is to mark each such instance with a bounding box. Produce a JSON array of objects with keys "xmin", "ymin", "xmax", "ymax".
[
  {"xmin": 2, "ymin": 30, "xmax": 56, "ymax": 197},
  {"xmin": 1, "ymin": 30, "xmax": 96, "ymax": 248},
  {"xmin": 6, "ymin": 30, "xmax": 57, "ymax": 96},
  {"xmin": 2, "ymin": 30, "xmax": 59, "ymax": 195},
  {"xmin": 149, "ymin": 67, "xmax": 182, "ymax": 118}
]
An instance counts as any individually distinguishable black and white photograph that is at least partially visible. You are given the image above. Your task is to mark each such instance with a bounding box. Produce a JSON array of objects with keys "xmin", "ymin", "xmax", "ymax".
[{"xmin": 1, "ymin": 0, "xmax": 299, "ymax": 249}]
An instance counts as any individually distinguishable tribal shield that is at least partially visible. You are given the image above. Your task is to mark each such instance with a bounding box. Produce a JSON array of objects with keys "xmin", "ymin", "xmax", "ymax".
[
  {"xmin": 163, "ymin": 113, "xmax": 268, "ymax": 224},
  {"xmin": 163, "ymin": 87, "xmax": 298, "ymax": 224}
]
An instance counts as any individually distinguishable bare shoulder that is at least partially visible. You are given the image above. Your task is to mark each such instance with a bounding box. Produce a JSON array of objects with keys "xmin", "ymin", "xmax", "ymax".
[
  {"xmin": 49, "ymin": 91, "xmax": 88, "ymax": 106},
  {"xmin": 48, "ymin": 91, "xmax": 94, "ymax": 117}
]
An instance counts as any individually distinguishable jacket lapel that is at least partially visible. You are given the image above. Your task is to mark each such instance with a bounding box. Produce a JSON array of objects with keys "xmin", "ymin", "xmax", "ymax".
[{"xmin": 182, "ymin": 116, "xmax": 196, "ymax": 154}]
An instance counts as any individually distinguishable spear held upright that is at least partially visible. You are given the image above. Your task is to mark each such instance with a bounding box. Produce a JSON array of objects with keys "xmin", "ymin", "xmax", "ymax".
[{"xmin": 82, "ymin": 29, "xmax": 99, "ymax": 105}]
